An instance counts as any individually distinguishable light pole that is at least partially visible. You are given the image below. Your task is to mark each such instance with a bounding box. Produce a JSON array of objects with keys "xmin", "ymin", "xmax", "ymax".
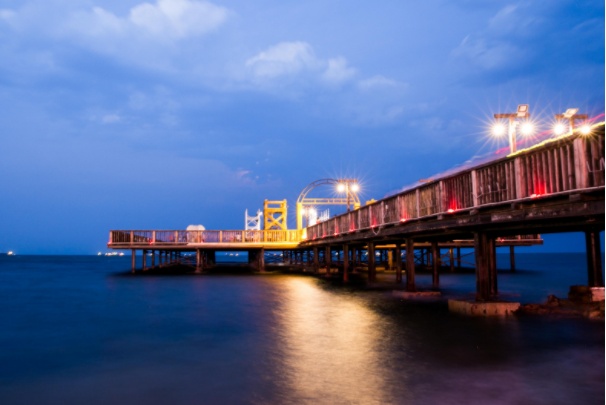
[
  {"xmin": 494, "ymin": 104, "xmax": 531, "ymax": 154},
  {"xmin": 337, "ymin": 180, "xmax": 359, "ymax": 212},
  {"xmin": 554, "ymin": 108, "xmax": 588, "ymax": 135}
]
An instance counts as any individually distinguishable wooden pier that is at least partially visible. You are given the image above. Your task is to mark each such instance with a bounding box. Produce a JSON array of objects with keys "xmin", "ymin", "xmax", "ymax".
[{"xmin": 108, "ymin": 123, "xmax": 605, "ymax": 301}]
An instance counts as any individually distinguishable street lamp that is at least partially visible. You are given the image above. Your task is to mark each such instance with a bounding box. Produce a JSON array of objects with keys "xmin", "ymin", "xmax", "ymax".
[
  {"xmin": 494, "ymin": 104, "xmax": 530, "ymax": 154},
  {"xmin": 336, "ymin": 179, "xmax": 359, "ymax": 212},
  {"xmin": 554, "ymin": 109, "xmax": 588, "ymax": 135}
]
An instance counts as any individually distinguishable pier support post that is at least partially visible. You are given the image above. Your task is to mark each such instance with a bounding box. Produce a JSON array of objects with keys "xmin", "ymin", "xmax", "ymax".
[
  {"xmin": 325, "ymin": 246, "xmax": 331, "ymax": 276},
  {"xmin": 258, "ymin": 248, "xmax": 265, "ymax": 272},
  {"xmin": 368, "ymin": 242, "xmax": 376, "ymax": 283},
  {"xmin": 196, "ymin": 249, "xmax": 202, "ymax": 273},
  {"xmin": 151, "ymin": 251, "xmax": 155, "ymax": 268},
  {"xmin": 585, "ymin": 228, "xmax": 604, "ymax": 287},
  {"xmin": 431, "ymin": 241, "xmax": 439, "ymax": 287},
  {"xmin": 131, "ymin": 249, "xmax": 136, "ymax": 273},
  {"xmin": 343, "ymin": 245, "xmax": 349, "ymax": 282},
  {"xmin": 142, "ymin": 250, "xmax": 147, "ymax": 271},
  {"xmin": 313, "ymin": 247, "xmax": 319, "ymax": 273},
  {"xmin": 405, "ymin": 239, "xmax": 416, "ymax": 291},
  {"xmin": 449, "ymin": 248, "xmax": 455, "ymax": 272},
  {"xmin": 207, "ymin": 251, "xmax": 216, "ymax": 266},
  {"xmin": 474, "ymin": 232, "xmax": 491, "ymax": 301},
  {"xmin": 489, "ymin": 238, "xmax": 497, "ymax": 294},
  {"xmin": 395, "ymin": 242, "xmax": 402, "ymax": 283},
  {"xmin": 351, "ymin": 246, "xmax": 357, "ymax": 273},
  {"xmin": 509, "ymin": 246, "xmax": 515, "ymax": 272}
]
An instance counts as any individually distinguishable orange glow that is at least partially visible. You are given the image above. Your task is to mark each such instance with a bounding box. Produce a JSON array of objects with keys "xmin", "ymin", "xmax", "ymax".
[
  {"xmin": 400, "ymin": 218, "xmax": 407, "ymax": 222},
  {"xmin": 447, "ymin": 209, "xmax": 455, "ymax": 213}
]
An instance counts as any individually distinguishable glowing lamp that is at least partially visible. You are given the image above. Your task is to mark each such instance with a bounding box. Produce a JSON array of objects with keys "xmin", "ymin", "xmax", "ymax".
[
  {"xmin": 554, "ymin": 123, "xmax": 566, "ymax": 135},
  {"xmin": 400, "ymin": 218, "xmax": 407, "ymax": 222},
  {"xmin": 447, "ymin": 209, "xmax": 455, "ymax": 213},
  {"xmin": 580, "ymin": 125, "xmax": 591, "ymax": 135},
  {"xmin": 351, "ymin": 184, "xmax": 359, "ymax": 192},
  {"xmin": 521, "ymin": 122, "xmax": 533, "ymax": 135},
  {"xmin": 337, "ymin": 184, "xmax": 346, "ymax": 192},
  {"xmin": 493, "ymin": 123, "xmax": 506, "ymax": 136}
]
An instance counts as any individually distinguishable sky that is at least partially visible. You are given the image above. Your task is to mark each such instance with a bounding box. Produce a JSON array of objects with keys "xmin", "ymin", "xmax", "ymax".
[{"xmin": 0, "ymin": 0, "xmax": 603, "ymax": 254}]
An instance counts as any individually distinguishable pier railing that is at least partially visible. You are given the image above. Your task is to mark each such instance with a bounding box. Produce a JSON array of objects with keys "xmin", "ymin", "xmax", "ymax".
[
  {"xmin": 109, "ymin": 230, "xmax": 302, "ymax": 245},
  {"xmin": 304, "ymin": 124, "xmax": 604, "ymax": 241}
]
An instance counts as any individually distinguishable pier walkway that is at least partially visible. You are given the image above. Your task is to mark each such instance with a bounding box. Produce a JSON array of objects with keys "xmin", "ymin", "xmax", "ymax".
[{"xmin": 108, "ymin": 123, "xmax": 605, "ymax": 301}]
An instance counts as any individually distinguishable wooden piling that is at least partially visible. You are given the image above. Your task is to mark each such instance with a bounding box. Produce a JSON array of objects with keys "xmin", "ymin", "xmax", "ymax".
[
  {"xmin": 343, "ymin": 245, "xmax": 349, "ymax": 282},
  {"xmin": 142, "ymin": 250, "xmax": 147, "ymax": 271},
  {"xmin": 395, "ymin": 243, "xmax": 402, "ymax": 283},
  {"xmin": 405, "ymin": 239, "xmax": 416, "ymax": 292},
  {"xmin": 489, "ymin": 238, "xmax": 497, "ymax": 294},
  {"xmin": 313, "ymin": 247, "xmax": 319, "ymax": 273},
  {"xmin": 367, "ymin": 243, "xmax": 376, "ymax": 283},
  {"xmin": 585, "ymin": 228, "xmax": 604, "ymax": 287},
  {"xmin": 431, "ymin": 241, "xmax": 439, "ymax": 287},
  {"xmin": 474, "ymin": 232, "xmax": 491, "ymax": 301},
  {"xmin": 351, "ymin": 246, "xmax": 357, "ymax": 273},
  {"xmin": 131, "ymin": 249, "xmax": 136, "ymax": 273},
  {"xmin": 449, "ymin": 247, "xmax": 454, "ymax": 272},
  {"xmin": 325, "ymin": 246, "xmax": 331, "ymax": 276},
  {"xmin": 258, "ymin": 248, "xmax": 265, "ymax": 272}
]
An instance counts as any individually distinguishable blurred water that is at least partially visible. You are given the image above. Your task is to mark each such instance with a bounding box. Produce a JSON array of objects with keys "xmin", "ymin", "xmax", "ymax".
[{"xmin": 0, "ymin": 254, "xmax": 603, "ymax": 405}]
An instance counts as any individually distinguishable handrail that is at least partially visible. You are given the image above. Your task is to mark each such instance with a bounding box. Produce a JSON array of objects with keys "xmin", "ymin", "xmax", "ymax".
[
  {"xmin": 109, "ymin": 230, "xmax": 303, "ymax": 245},
  {"xmin": 303, "ymin": 123, "xmax": 605, "ymax": 241}
]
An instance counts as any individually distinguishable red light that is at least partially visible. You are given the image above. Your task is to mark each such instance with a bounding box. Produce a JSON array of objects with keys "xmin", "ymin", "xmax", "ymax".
[
  {"xmin": 447, "ymin": 209, "xmax": 455, "ymax": 213},
  {"xmin": 334, "ymin": 233, "xmax": 338, "ymax": 236},
  {"xmin": 531, "ymin": 193, "xmax": 541, "ymax": 199},
  {"xmin": 400, "ymin": 218, "xmax": 407, "ymax": 222}
]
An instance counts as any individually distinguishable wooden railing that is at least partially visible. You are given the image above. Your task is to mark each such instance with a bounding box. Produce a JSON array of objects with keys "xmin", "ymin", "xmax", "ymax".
[
  {"xmin": 304, "ymin": 124, "xmax": 605, "ymax": 241},
  {"xmin": 109, "ymin": 230, "xmax": 302, "ymax": 245}
]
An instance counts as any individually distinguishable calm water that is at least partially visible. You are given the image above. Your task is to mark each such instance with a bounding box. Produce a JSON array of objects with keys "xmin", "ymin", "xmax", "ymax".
[{"xmin": 0, "ymin": 254, "xmax": 604, "ymax": 404}]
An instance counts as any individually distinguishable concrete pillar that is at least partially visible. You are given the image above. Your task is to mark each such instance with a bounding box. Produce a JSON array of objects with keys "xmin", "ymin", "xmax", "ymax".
[
  {"xmin": 474, "ymin": 232, "xmax": 491, "ymax": 301},
  {"xmin": 343, "ymin": 245, "xmax": 349, "ymax": 282},
  {"xmin": 367, "ymin": 242, "xmax": 376, "ymax": 283},
  {"xmin": 509, "ymin": 246, "xmax": 515, "ymax": 271},
  {"xmin": 325, "ymin": 246, "xmax": 332, "ymax": 276},
  {"xmin": 489, "ymin": 238, "xmax": 498, "ymax": 295},
  {"xmin": 395, "ymin": 243, "xmax": 402, "ymax": 283},
  {"xmin": 431, "ymin": 241, "xmax": 439, "ymax": 287},
  {"xmin": 585, "ymin": 228, "xmax": 604, "ymax": 287},
  {"xmin": 131, "ymin": 249, "xmax": 136, "ymax": 273},
  {"xmin": 405, "ymin": 239, "xmax": 416, "ymax": 291}
]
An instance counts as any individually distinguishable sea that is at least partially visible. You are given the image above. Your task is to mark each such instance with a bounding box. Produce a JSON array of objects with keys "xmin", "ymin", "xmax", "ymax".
[{"xmin": 0, "ymin": 253, "xmax": 603, "ymax": 405}]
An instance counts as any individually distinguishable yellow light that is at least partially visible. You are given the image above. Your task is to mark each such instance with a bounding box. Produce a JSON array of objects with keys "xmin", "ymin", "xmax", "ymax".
[
  {"xmin": 554, "ymin": 123, "xmax": 566, "ymax": 135},
  {"xmin": 337, "ymin": 184, "xmax": 345, "ymax": 192},
  {"xmin": 521, "ymin": 122, "xmax": 533, "ymax": 136},
  {"xmin": 493, "ymin": 123, "xmax": 506, "ymax": 136},
  {"xmin": 580, "ymin": 125, "xmax": 591, "ymax": 135},
  {"xmin": 351, "ymin": 184, "xmax": 359, "ymax": 192}
]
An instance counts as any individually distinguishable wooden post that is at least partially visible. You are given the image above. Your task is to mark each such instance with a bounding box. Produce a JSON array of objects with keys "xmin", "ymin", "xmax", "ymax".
[
  {"xmin": 474, "ymin": 232, "xmax": 490, "ymax": 301},
  {"xmin": 131, "ymin": 249, "xmax": 136, "ymax": 273},
  {"xmin": 449, "ymin": 248, "xmax": 455, "ymax": 272},
  {"xmin": 509, "ymin": 246, "xmax": 515, "ymax": 271},
  {"xmin": 151, "ymin": 250, "xmax": 155, "ymax": 268},
  {"xmin": 343, "ymin": 245, "xmax": 349, "ymax": 282},
  {"xmin": 313, "ymin": 247, "xmax": 319, "ymax": 273},
  {"xmin": 142, "ymin": 250, "xmax": 147, "ymax": 271},
  {"xmin": 387, "ymin": 249, "xmax": 393, "ymax": 271},
  {"xmin": 395, "ymin": 243, "xmax": 402, "ymax": 283},
  {"xmin": 367, "ymin": 242, "xmax": 376, "ymax": 284},
  {"xmin": 351, "ymin": 246, "xmax": 357, "ymax": 273},
  {"xmin": 196, "ymin": 249, "xmax": 201, "ymax": 272},
  {"xmin": 585, "ymin": 228, "xmax": 604, "ymax": 287},
  {"xmin": 258, "ymin": 248, "xmax": 265, "ymax": 272},
  {"xmin": 405, "ymin": 239, "xmax": 416, "ymax": 291},
  {"xmin": 489, "ymin": 238, "xmax": 497, "ymax": 294},
  {"xmin": 431, "ymin": 241, "xmax": 439, "ymax": 287},
  {"xmin": 471, "ymin": 170, "xmax": 478, "ymax": 206},
  {"xmin": 325, "ymin": 246, "xmax": 331, "ymax": 276}
]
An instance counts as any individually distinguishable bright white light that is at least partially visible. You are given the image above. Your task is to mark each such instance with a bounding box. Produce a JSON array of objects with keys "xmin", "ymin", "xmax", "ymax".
[
  {"xmin": 337, "ymin": 184, "xmax": 345, "ymax": 192},
  {"xmin": 580, "ymin": 125, "xmax": 591, "ymax": 135},
  {"xmin": 493, "ymin": 123, "xmax": 506, "ymax": 136},
  {"xmin": 521, "ymin": 122, "xmax": 533, "ymax": 136},
  {"xmin": 554, "ymin": 123, "xmax": 566, "ymax": 135},
  {"xmin": 351, "ymin": 184, "xmax": 359, "ymax": 192}
]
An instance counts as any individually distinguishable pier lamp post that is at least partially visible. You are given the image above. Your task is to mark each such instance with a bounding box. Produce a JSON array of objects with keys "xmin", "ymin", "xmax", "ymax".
[
  {"xmin": 493, "ymin": 104, "xmax": 530, "ymax": 154},
  {"xmin": 554, "ymin": 109, "xmax": 588, "ymax": 135},
  {"xmin": 337, "ymin": 180, "xmax": 359, "ymax": 212}
]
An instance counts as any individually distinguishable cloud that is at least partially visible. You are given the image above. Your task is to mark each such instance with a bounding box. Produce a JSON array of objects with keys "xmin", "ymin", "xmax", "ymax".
[
  {"xmin": 358, "ymin": 75, "xmax": 408, "ymax": 90},
  {"xmin": 101, "ymin": 114, "xmax": 121, "ymax": 124},
  {"xmin": 245, "ymin": 41, "xmax": 356, "ymax": 85},
  {"xmin": 65, "ymin": 0, "xmax": 230, "ymax": 40}
]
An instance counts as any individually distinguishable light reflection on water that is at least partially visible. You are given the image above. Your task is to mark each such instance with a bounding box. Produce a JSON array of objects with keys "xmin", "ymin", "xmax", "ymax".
[{"xmin": 0, "ymin": 255, "xmax": 603, "ymax": 405}]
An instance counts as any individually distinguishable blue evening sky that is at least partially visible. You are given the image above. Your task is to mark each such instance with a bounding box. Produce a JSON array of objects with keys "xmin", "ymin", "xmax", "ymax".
[{"xmin": 0, "ymin": 0, "xmax": 603, "ymax": 254}]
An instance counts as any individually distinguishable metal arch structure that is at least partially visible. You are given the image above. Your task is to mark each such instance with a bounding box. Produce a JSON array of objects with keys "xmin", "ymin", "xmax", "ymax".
[
  {"xmin": 245, "ymin": 209, "xmax": 263, "ymax": 231},
  {"xmin": 296, "ymin": 179, "xmax": 361, "ymax": 230}
]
